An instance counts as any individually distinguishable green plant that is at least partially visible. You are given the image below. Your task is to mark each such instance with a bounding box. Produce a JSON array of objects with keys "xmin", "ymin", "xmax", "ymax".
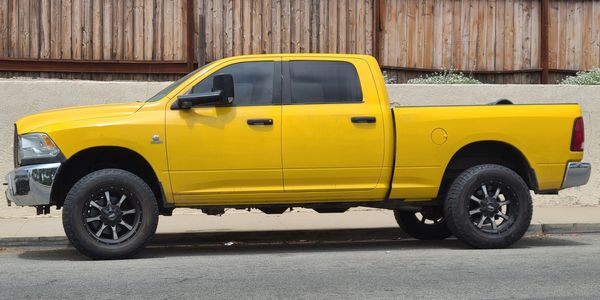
[
  {"xmin": 407, "ymin": 69, "xmax": 481, "ymax": 84},
  {"xmin": 560, "ymin": 69, "xmax": 600, "ymax": 85},
  {"xmin": 382, "ymin": 70, "xmax": 398, "ymax": 84}
]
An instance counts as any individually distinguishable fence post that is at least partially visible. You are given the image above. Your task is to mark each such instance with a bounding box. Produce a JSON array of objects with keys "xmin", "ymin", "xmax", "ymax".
[
  {"xmin": 186, "ymin": 0, "xmax": 195, "ymax": 72},
  {"xmin": 540, "ymin": 0, "xmax": 549, "ymax": 84},
  {"xmin": 373, "ymin": 0, "xmax": 384, "ymax": 64}
]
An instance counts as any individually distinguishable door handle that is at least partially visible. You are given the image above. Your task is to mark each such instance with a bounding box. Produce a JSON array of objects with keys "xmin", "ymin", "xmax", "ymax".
[
  {"xmin": 247, "ymin": 118, "xmax": 273, "ymax": 125},
  {"xmin": 351, "ymin": 116, "xmax": 376, "ymax": 124}
]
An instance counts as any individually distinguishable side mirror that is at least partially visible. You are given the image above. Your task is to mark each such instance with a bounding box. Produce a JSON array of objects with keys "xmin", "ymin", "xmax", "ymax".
[{"xmin": 173, "ymin": 74, "xmax": 235, "ymax": 109}]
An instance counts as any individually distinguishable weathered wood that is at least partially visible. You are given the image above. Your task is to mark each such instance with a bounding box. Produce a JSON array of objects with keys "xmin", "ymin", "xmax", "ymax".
[
  {"xmin": 0, "ymin": 0, "xmax": 7, "ymax": 56},
  {"xmin": 0, "ymin": 0, "xmax": 599, "ymax": 83},
  {"xmin": 101, "ymin": 0, "xmax": 111, "ymax": 60},
  {"xmin": 30, "ymin": 0, "xmax": 40, "ymax": 59},
  {"xmin": 271, "ymin": 0, "xmax": 281, "ymax": 53},
  {"xmin": 40, "ymin": 0, "xmax": 51, "ymax": 59},
  {"xmin": 163, "ymin": 0, "xmax": 174, "ymax": 60},
  {"xmin": 172, "ymin": 0, "xmax": 183, "ymax": 60},
  {"xmin": 251, "ymin": 0, "xmax": 261, "ymax": 54},
  {"xmin": 144, "ymin": 0, "xmax": 155, "ymax": 60},
  {"xmin": 18, "ymin": 0, "xmax": 30, "ymax": 58}
]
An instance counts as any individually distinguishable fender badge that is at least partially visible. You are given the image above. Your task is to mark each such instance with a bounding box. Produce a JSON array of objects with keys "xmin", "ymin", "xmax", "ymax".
[{"xmin": 151, "ymin": 134, "xmax": 162, "ymax": 144}]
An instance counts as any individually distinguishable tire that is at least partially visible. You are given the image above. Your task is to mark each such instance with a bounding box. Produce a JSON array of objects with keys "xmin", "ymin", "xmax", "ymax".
[
  {"xmin": 443, "ymin": 164, "xmax": 532, "ymax": 249},
  {"xmin": 394, "ymin": 208, "xmax": 452, "ymax": 240},
  {"xmin": 62, "ymin": 169, "xmax": 159, "ymax": 259}
]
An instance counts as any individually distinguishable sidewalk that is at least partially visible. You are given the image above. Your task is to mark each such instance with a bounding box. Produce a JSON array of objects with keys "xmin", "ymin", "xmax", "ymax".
[{"xmin": 1, "ymin": 206, "xmax": 600, "ymax": 239}]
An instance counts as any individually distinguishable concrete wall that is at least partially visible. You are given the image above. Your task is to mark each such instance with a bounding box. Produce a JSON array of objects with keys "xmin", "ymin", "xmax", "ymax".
[{"xmin": 1, "ymin": 80, "xmax": 598, "ymax": 211}]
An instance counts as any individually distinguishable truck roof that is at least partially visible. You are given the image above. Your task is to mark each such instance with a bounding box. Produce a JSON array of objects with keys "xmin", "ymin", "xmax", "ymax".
[{"xmin": 217, "ymin": 53, "xmax": 377, "ymax": 61}]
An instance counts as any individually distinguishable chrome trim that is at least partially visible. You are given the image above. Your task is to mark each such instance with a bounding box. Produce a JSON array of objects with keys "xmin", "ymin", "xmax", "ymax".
[
  {"xmin": 561, "ymin": 162, "xmax": 591, "ymax": 189},
  {"xmin": 5, "ymin": 163, "xmax": 61, "ymax": 206}
]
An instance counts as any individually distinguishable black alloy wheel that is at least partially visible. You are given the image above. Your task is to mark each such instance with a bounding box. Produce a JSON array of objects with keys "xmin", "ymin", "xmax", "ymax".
[
  {"xmin": 444, "ymin": 164, "xmax": 532, "ymax": 249},
  {"xmin": 63, "ymin": 169, "xmax": 159, "ymax": 259}
]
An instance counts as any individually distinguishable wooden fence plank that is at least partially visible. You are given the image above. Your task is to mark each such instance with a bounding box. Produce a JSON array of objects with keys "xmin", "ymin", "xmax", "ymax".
[
  {"xmin": 252, "ymin": 0, "xmax": 262, "ymax": 54},
  {"xmin": 124, "ymin": 0, "xmax": 134, "ymax": 60},
  {"xmin": 40, "ymin": 0, "xmax": 51, "ymax": 58},
  {"xmin": 101, "ymin": 0, "xmax": 111, "ymax": 60},
  {"xmin": 547, "ymin": 0, "xmax": 557, "ymax": 69},
  {"xmin": 163, "ymin": 0, "xmax": 174, "ymax": 60},
  {"xmin": 19, "ymin": 0, "xmax": 30, "ymax": 58},
  {"xmin": 593, "ymin": 0, "xmax": 600, "ymax": 68},
  {"xmin": 346, "ymin": 0, "xmax": 355, "ymax": 55},
  {"xmin": 451, "ymin": 0, "xmax": 461, "ymax": 69},
  {"xmin": 356, "ymin": 0, "xmax": 365, "ymax": 54},
  {"xmin": 301, "ymin": 0, "xmax": 310, "ymax": 52},
  {"xmin": 111, "ymin": 0, "xmax": 123, "ymax": 59},
  {"xmin": 81, "ymin": 0, "xmax": 91, "ymax": 59},
  {"xmin": 582, "ymin": 0, "xmax": 592, "ymax": 69},
  {"xmin": 531, "ymin": 0, "xmax": 540, "ymax": 69},
  {"xmin": 144, "ymin": 0, "xmax": 154, "ymax": 60},
  {"xmin": 30, "ymin": 0, "xmax": 40, "ymax": 59},
  {"xmin": 365, "ymin": 0, "xmax": 373, "ymax": 55},
  {"xmin": 269, "ymin": 0, "xmax": 278, "ymax": 53},
  {"xmin": 0, "ymin": 0, "xmax": 7, "ymax": 56},
  {"xmin": 50, "ymin": 0, "xmax": 62, "ymax": 59},
  {"xmin": 172, "ymin": 0, "xmax": 183, "ymax": 60},
  {"xmin": 262, "ymin": 0, "xmax": 271, "ymax": 53},
  {"xmin": 557, "ymin": 0, "xmax": 566, "ymax": 68}
]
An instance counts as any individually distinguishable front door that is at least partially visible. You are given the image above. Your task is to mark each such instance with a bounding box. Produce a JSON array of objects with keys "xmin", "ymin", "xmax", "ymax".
[{"xmin": 166, "ymin": 60, "xmax": 283, "ymax": 205}]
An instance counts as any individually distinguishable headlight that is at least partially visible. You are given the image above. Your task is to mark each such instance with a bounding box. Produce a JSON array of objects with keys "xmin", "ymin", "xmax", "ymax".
[{"xmin": 18, "ymin": 133, "xmax": 62, "ymax": 165}]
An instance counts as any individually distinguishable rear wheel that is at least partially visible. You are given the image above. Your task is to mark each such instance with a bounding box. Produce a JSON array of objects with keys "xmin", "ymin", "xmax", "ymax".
[
  {"xmin": 62, "ymin": 169, "xmax": 159, "ymax": 259},
  {"xmin": 443, "ymin": 164, "xmax": 532, "ymax": 248},
  {"xmin": 394, "ymin": 207, "xmax": 452, "ymax": 240}
]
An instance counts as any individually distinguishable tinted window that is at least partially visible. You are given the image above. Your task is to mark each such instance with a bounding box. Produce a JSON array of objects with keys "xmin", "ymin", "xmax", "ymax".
[
  {"xmin": 289, "ymin": 61, "xmax": 362, "ymax": 104},
  {"xmin": 190, "ymin": 61, "xmax": 275, "ymax": 106}
]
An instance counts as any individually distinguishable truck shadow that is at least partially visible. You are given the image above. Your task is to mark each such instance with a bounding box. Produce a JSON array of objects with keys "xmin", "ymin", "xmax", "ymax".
[{"xmin": 15, "ymin": 234, "xmax": 590, "ymax": 261}]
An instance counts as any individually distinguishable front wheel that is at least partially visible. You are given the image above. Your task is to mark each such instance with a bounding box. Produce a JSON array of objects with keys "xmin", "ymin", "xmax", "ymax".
[
  {"xmin": 443, "ymin": 164, "xmax": 532, "ymax": 249},
  {"xmin": 62, "ymin": 169, "xmax": 159, "ymax": 259}
]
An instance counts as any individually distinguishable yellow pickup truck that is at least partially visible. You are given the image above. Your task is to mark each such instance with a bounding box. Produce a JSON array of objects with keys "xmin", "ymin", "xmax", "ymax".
[{"xmin": 6, "ymin": 54, "xmax": 591, "ymax": 259}]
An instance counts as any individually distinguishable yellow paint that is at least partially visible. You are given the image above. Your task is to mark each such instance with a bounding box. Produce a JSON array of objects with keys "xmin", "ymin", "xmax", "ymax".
[{"xmin": 14, "ymin": 53, "xmax": 583, "ymax": 207}]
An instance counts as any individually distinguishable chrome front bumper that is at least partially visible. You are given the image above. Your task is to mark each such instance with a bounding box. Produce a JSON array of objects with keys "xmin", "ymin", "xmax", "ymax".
[
  {"xmin": 561, "ymin": 162, "xmax": 591, "ymax": 189},
  {"xmin": 5, "ymin": 163, "xmax": 61, "ymax": 206}
]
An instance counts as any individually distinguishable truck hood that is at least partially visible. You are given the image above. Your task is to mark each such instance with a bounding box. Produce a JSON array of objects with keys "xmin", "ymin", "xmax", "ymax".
[{"xmin": 16, "ymin": 102, "xmax": 144, "ymax": 134}]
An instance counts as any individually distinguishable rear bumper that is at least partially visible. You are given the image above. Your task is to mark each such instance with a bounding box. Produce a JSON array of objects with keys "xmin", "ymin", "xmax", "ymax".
[
  {"xmin": 561, "ymin": 162, "xmax": 591, "ymax": 189},
  {"xmin": 5, "ymin": 163, "xmax": 61, "ymax": 206}
]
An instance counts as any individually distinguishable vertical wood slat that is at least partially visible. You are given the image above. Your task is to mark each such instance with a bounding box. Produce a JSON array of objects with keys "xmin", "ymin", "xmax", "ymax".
[
  {"xmin": 0, "ymin": 0, "xmax": 7, "ymax": 56},
  {"xmin": 144, "ymin": 0, "xmax": 154, "ymax": 60},
  {"xmin": 101, "ymin": 0, "xmax": 111, "ymax": 60}
]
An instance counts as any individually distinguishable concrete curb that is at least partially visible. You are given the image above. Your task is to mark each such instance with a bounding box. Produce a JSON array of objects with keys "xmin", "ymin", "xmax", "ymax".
[{"xmin": 1, "ymin": 223, "xmax": 600, "ymax": 248}]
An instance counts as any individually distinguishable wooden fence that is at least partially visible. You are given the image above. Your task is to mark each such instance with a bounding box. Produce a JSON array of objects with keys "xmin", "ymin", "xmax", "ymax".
[{"xmin": 0, "ymin": 0, "xmax": 599, "ymax": 83}]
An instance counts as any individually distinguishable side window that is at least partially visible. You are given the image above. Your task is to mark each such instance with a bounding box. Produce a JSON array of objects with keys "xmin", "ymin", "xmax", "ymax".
[
  {"xmin": 190, "ymin": 61, "xmax": 275, "ymax": 106},
  {"xmin": 289, "ymin": 61, "xmax": 362, "ymax": 104}
]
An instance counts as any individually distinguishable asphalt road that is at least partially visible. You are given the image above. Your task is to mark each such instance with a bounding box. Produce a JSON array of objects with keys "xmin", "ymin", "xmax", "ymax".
[{"xmin": 1, "ymin": 234, "xmax": 599, "ymax": 299}]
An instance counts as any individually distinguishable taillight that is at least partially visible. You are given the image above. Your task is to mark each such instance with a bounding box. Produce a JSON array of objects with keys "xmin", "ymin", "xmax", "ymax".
[{"xmin": 571, "ymin": 117, "xmax": 584, "ymax": 151}]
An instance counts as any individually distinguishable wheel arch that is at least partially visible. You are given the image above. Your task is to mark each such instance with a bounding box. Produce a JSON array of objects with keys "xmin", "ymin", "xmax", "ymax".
[
  {"xmin": 51, "ymin": 146, "xmax": 171, "ymax": 215},
  {"xmin": 439, "ymin": 140, "xmax": 538, "ymax": 198}
]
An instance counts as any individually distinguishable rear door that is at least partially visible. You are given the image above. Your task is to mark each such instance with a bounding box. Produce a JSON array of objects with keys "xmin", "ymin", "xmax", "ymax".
[{"xmin": 281, "ymin": 57, "xmax": 386, "ymax": 196}]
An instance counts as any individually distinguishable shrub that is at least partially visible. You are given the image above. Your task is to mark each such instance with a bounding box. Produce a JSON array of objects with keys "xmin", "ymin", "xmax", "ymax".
[
  {"xmin": 560, "ymin": 69, "xmax": 600, "ymax": 85},
  {"xmin": 407, "ymin": 69, "xmax": 481, "ymax": 84},
  {"xmin": 382, "ymin": 70, "xmax": 398, "ymax": 84}
]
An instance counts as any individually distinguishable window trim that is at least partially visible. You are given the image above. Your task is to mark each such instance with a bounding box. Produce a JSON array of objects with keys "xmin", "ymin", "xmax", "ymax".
[
  {"xmin": 183, "ymin": 60, "xmax": 282, "ymax": 108},
  {"xmin": 282, "ymin": 60, "xmax": 364, "ymax": 105}
]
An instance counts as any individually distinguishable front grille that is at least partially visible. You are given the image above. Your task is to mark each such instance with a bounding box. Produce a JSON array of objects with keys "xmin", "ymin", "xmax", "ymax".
[{"xmin": 13, "ymin": 124, "xmax": 18, "ymax": 168}]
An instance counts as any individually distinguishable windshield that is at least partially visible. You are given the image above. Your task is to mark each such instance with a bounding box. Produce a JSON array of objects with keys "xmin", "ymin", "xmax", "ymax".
[{"xmin": 146, "ymin": 62, "xmax": 214, "ymax": 102}]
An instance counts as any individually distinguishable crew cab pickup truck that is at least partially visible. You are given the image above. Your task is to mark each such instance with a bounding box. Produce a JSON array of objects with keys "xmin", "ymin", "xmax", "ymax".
[{"xmin": 6, "ymin": 54, "xmax": 591, "ymax": 259}]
